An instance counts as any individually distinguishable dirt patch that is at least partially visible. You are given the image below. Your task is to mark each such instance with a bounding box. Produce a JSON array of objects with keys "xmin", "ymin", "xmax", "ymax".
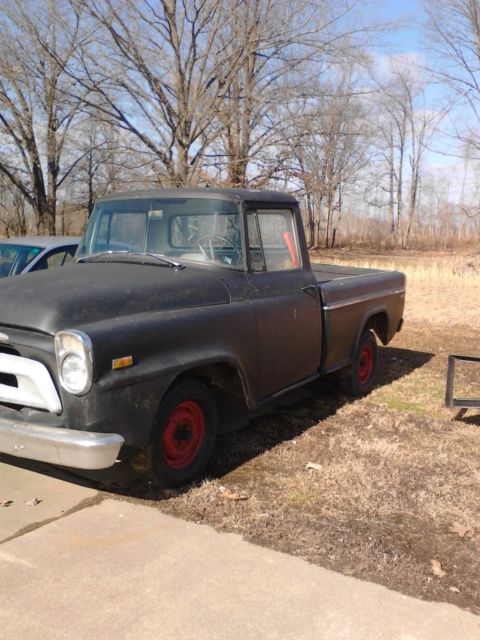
[{"xmin": 104, "ymin": 252, "xmax": 480, "ymax": 613}]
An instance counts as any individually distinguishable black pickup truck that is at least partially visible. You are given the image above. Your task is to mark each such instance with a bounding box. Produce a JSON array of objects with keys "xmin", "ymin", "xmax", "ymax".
[{"xmin": 0, "ymin": 189, "xmax": 405, "ymax": 487}]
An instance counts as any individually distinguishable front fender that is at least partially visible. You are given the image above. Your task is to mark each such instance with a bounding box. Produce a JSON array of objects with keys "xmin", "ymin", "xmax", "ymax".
[{"xmin": 59, "ymin": 301, "xmax": 258, "ymax": 447}]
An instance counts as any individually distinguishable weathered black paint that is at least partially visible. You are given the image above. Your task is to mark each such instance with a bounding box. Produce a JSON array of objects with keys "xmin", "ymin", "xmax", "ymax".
[
  {"xmin": 0, "ymin": 188, "xmax": 405, "ymax": 451},
  {"xmin": 0, "ymin": 262, "xmax": 230, "ymax": 334}
]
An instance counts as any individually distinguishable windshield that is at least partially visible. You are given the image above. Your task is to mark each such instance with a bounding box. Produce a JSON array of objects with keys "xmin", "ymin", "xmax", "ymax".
[
  {"xmin": 76, "ymin": 197, "xmax": 245, "ymax": 269},
  {"xmin": 0, "ymin": 243, "xmax": 42, "ymax": 277}
]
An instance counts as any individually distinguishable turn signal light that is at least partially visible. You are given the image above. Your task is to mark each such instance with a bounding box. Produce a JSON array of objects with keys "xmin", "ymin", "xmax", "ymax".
[{"xmin": 112, "ymin": 356, "xmax": 133, "ymax": 370}]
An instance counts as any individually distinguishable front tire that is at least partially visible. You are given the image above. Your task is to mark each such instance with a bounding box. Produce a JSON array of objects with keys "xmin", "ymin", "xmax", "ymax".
[{"xmin": 149, "ymin": 380, "xmax": 217, "ymax": 488}]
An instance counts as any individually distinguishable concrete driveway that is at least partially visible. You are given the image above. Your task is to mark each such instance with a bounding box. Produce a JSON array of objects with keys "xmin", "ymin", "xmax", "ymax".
[
  {"xmin": 0, "ymin": 456, "xmax": 478, "ymax": 640},
  {"xmin": 0, "ymin": 455, "xmax": 98, "ymax": 542}
]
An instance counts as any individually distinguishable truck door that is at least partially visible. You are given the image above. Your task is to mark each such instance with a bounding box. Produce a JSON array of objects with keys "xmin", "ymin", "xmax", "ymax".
[{"xmin": 246, "ymin": 207, "xmax": 322, "ymax": 398}]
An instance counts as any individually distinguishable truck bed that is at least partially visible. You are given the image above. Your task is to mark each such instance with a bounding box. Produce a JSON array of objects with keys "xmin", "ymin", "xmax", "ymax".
[
  {"xmin": 311, "ymin": 263, "xmax": 405, "ymax": 309},
  {"xmin": 311, "ymin": 263, "xmax": 406, "ymax": 374}
]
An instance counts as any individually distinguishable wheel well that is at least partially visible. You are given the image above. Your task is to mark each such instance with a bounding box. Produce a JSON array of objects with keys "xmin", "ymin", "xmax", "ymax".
[
  {"xmin": 170, "ymin": 363, "xmax": 250, "ymax": 433},
  {"xmin": 363, "ymin": 312, "xmax": 389, "ymax": 345},
  {"xmin": 173, "ymin": 363, "xmax": 245, "ymax": 398}
]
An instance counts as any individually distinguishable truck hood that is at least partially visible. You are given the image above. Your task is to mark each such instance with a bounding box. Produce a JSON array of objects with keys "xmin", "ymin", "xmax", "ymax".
[{"xmin": 0, "ymin": 262, "xmax": 231, "ymax": 335}]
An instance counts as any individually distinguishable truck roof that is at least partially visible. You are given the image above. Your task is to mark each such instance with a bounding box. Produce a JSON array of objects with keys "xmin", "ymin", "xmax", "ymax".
[{"xmin": 97, "ymin": 187, "xmax": 299, "ymax": 204}]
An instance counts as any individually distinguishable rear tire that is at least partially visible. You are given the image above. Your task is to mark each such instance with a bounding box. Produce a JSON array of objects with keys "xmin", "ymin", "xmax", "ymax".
[
  {"xmin": 149, "ymin": 380, "xmax": 217, "ymax": 488},
  {"xmin": 343, "ymin": 330, "xmax": 378, "ymax": 397}
]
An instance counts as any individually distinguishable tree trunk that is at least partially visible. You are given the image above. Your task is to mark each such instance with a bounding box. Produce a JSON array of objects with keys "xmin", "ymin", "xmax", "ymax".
[
  {"xmin": 325, "ymin": 190, "xmax": 334, "ymax": 249},
  {"xmin": 306, "ymin": 192, "xmax": 315, "ymax": 248},
  {"xmin": 388, "ymin": 128, "xmax": 395, "ymax": 243}
]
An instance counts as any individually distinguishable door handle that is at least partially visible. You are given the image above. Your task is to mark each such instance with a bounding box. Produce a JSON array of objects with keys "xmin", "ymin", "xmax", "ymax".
[{"xmin": 301, "ymin": 284, "xmax": 318, "ymax": 297}]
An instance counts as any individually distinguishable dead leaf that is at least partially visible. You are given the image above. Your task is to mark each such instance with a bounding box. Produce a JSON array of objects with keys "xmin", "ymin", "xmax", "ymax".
[
  {"xmin": 431, "ymin": 559, "xmax": 446, "ymax": 577},
  {"xmin": 449, "ymin": 586, "xmax": 460, "ymax": 593},
  {"xmin": 306, "ymin": 462, "xmax": 322, "ymax": 471},
  {"xmin": 0, "ymin": 500, "xmax": 13, "ymax": 508},
  {"xmin": 449, "ymin": 522, "xmax": 474, "ymax": 539},
  {"xmin": 25, "ymin": 498, "xmax": 41, "ymax": 507},
  {"xmin": 220, "ymin": 489, "xmax": 248, "ymax": 501}
]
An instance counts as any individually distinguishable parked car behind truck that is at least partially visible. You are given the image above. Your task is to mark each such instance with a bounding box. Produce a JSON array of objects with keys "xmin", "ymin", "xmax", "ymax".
[
  {"xmin": 0, "ymin": 189, "xmax": 405, "ymax": 487},
  {"xmin": 0, "ymin": 236, "xmax": 79, "ymax": 277}
]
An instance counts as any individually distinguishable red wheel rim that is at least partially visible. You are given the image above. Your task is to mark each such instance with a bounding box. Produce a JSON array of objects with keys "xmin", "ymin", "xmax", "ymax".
[
  {"xmin": 358, "ymin": 344, "xmax": 373, "ymax": 385},
  {"xmin": 163, "ymin": 400, "xmax": 205, "ymax": 470}
]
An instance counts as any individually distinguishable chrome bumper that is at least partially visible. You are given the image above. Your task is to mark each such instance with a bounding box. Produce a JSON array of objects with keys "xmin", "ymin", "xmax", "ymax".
[{"xmin": 0, "ymin": 416, "xmax": 125, "ymax": 470}]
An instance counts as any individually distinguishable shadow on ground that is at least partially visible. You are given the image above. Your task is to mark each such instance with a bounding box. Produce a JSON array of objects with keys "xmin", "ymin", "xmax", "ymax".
[
  {"xmin": 453, "ymin": 408, "xmax": 480, "ymax": 426},
  {"xmin": 208, "ymin": 345, "xmax": 433, "ymax": 480},
  {"xmin": 0, "ymin": 345, "xmax": 434, "ymax": 499}
]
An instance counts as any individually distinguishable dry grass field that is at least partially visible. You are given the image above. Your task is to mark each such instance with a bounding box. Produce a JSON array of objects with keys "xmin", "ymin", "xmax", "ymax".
[
  {"xmin": 107, "ymin": 250, "xmax": 480, "ymax": 613},
  {"xmin": 321, "ymin": 249, "xmax": 480, "ymax": 329}
]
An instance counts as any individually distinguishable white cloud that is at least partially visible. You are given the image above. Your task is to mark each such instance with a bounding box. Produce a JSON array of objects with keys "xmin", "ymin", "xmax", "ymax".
[{"xmin": 373, "ymin": 51, "xmax": 427, "ymax": 82}]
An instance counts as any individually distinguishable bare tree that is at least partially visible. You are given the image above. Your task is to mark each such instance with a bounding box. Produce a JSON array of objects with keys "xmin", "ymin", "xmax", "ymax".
[
  {"xmin": 0, "ymin": 176, "xmax": 28, "ymax": 237},
  {"xmin": 73, "ymin": 120, "xmax": 122, "ymax": 216},
  {"xmin": 69, "ymin": 0, "xmax": 252, "ymax": 187},
  {"xmin": 424, "ymin": 0, "xmax": 480, "ymax": 248},
  {"xmin": 424, "ymin": 0, "xmax": 480, "ymax": 151},
  {"xmin": 212, "ymin": 0, "xmax": 380, "ymax": 188},
  {"xmin": 68, "ymin": 0, "xmax": 381, "ymax": 189},
  {"xmin": 284, "ymin": 65, "xmax": 372, "ymax": 248},
  {"xmin": 216, "ymin": 0, "xmax": 323, "ymax": 187},
  {"xmin": 70, "ymin": 118, "xmax": 163, "ymax": 215},
  {"xmin": 0, "ymin": 0, "xmax": 90, "ymax": 234},
  {"xmin": 365, "ymin": 63, "xmax": 441, "ymax": 248}
]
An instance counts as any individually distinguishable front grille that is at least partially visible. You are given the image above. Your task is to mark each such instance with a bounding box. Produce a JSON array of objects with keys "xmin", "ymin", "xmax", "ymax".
[
  {"xmin": 0, "ymin": 345, "xmax": 20, "ymax": 356},
  {"xmin": 0, "ymin": 372, "xmax": 17, "ymax": 387},
  {"xmin": 0, "ymin": 346, "xmax": 20, "ymax": 388},
  {"xmin": 0, "ymin": 350, "xmax": 62, "ymax": 413}
]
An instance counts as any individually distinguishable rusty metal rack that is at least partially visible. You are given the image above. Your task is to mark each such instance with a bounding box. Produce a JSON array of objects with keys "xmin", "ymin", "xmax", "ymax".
[{"xmin": 445, "ymin": 354, "xmax": 480, "ymax": 408}]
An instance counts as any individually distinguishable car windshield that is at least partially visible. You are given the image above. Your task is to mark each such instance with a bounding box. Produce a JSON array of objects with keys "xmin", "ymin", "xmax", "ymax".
[
  {"xmin": 0, "ymin": 243, "xmax": 42, "ymax": 277},
  {"xmin": 76, "ymin": 197, "xmax": 245, "ymax": 269}
]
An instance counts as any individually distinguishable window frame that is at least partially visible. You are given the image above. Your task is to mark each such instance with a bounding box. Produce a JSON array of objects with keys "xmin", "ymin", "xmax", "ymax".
[
  {"xmin": 80, "ymin": 198, "xmax": 248, "ymax": 270},
  {"xmin": 30, "ymin": 247, "xmax": 69, "ymax": 272},
  {"xmin": 244, "ymin": 205, "xmax": 303, "ymax": 274}
]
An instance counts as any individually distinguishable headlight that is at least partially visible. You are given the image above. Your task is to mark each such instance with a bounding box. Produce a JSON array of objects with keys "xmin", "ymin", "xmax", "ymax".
[{"xmin": 55, "ymin": 330, "xmax": 93, "ymax": 395}]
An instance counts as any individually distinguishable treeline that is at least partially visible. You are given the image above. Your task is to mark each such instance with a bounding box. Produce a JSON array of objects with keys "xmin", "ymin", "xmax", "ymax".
[{"xmin": 0, "ymin": 0, "xmax": 479, "ymax": 249}]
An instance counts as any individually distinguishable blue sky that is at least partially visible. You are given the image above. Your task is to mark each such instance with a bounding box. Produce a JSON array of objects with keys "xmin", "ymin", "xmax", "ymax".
[
  {"xmin": 380, "ymin": 0, "xmax": 423, "ymax": 53},
  {"xmin": 373, "ymin": 0, "xmax": 468, "ymax": 183}
]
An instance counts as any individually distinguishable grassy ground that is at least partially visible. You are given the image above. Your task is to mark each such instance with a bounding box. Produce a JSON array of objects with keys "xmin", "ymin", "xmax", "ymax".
[{"xmin": 117, "ymin": 251, "xmax": 480, "ymax": 613}]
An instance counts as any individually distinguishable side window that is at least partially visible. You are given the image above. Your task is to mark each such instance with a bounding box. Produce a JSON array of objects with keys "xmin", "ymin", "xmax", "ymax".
[
  {"xmin": 247, "ymin": 213, "xmax": 266, "ymax": 272},
  {"xmin": 10, "ymin": 247, "xmax": 42, "ymax": 275},
  {"xmin": 247, "ymin": 209, "xmax": 300, "ymax": 272},
  {"xmin": 32, "ymin": 248, "xmax": 70, "ymax": 272},
  {"xmin": 46, "ymin": 250, "xmax": 68, "ymax": 267},
  {"xmin": 64, "ymin": 246, "xmax": 77, "ymax": 263}
]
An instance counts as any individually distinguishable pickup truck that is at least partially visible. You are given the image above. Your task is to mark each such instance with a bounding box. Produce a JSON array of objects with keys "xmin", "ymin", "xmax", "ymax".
[{"xmin": 0, "ymin": 188, "xmax": 405, "ymax": 487}]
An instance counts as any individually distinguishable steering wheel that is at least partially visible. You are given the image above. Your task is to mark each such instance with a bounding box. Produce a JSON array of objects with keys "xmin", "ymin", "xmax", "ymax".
[{"xmin": 197, "ymin": 235, "xmax": 239, "ymax": 262}]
